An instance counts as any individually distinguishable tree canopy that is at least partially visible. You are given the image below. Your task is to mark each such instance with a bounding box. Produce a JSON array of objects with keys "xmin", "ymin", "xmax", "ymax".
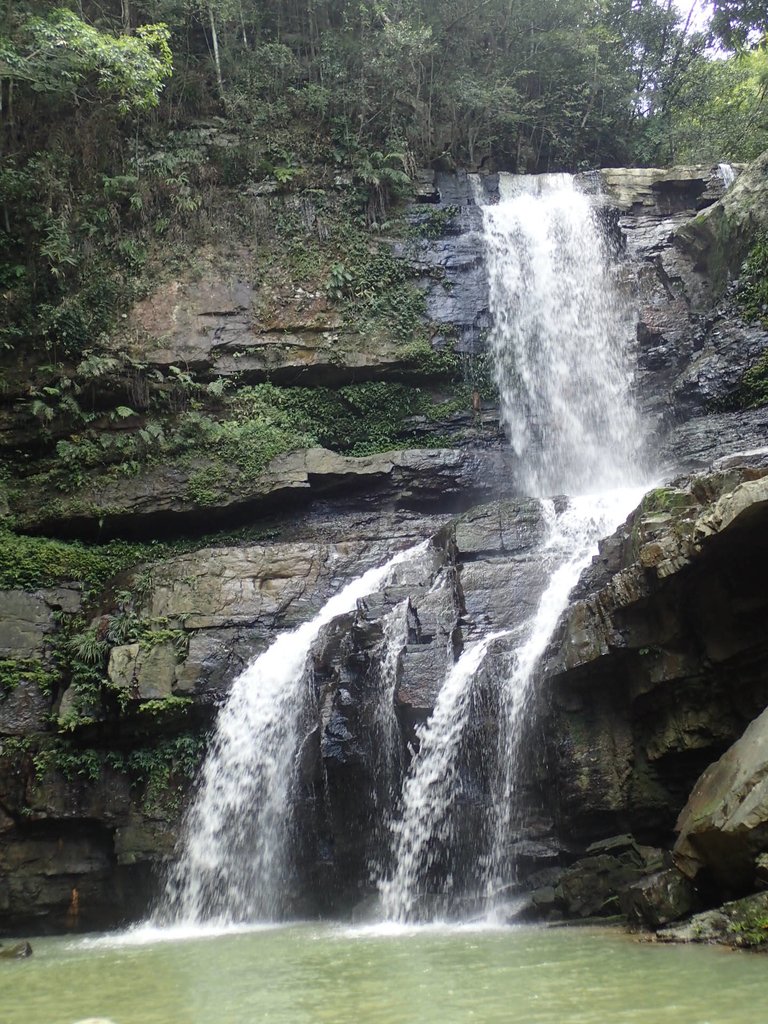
[{"xmin": 0, "ymin": 0, "xmax": 766, "ymax": 363}]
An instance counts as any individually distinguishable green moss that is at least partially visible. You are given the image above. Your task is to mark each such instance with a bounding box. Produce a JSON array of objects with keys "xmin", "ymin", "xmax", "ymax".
[
  {"xmin": 640, "ymin": 488, "xmax": 694, "ymax": 514},
  {"xmin": 737, "ymin": 351, "xmax": 768, "ymax": 409}
]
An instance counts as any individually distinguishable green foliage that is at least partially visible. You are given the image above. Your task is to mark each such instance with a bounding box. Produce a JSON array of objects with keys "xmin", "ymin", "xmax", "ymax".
[
  {"xmin": 711, "ymin": 0, "xmax": 768, "ymax": 49},
  {"xmin": 0, "ymin": 529, "xmax": 172, "ymax": 595},
  {"xmin": 228, "ymin": 378, "xmax": 471, "ymax": 458},
  {"xmin": 410, "ymin": 207, "xmax": 459, "ymax": 241},
  {"xmin": 1, "ymin": 9, "xmax": 172, "ymax": 113},
  {"xmin": 729, "ymin": 903, "xmax": 768, "ymax": 947},
  {"xmin": 28, "ymin": 732, "xmax": 204, "ymax": 817},
  {"xmin": 725, "ymin": 236, "xmax": 768, "ymax": 409},
  {"xmin": 124, "ymin": 733, "xmax": 205, "ymax": 817},
  {"xmin": 643, "ymin": 46, "xmax": 768, "ymax": 164},
  {"xmin": 737, "ymin": 352, "xmax": 768, "ymax": 408},
  {"xmin": 32, "ymin": 739, "xmax": 103, "ymax": 783},
  {"xmin": 738, "ymin": 234, "xmax": 768, "ymax": 327},
  {"xmin": 0, "ymin": 658, "xmax": 58, "ymax": 699}
]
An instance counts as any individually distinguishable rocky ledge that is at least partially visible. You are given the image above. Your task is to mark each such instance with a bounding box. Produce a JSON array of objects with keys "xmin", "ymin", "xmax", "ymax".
[{"xmin": 515, "ymin": 459, "xmax": 768, "ymax": 944}]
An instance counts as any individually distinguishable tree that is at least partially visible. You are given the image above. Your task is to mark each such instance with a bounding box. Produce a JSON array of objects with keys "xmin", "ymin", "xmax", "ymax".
[
  {"xmin": 0, "ymin": 8, "xmax": 172, "ymax": 113},
  {"xmin": 711, "ymin": 0, "xmax": 768, "ymax": 48}
]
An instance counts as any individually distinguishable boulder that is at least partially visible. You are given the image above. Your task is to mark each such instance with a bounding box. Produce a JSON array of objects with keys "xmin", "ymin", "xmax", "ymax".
[
  {"xmin": 107, "ymin": 641, "xmax": 179, "ymax": 700},
  {"xmin": 554, "ymin": 853, "xmax": 645, "ymax": 918},
  {"xmin": 621, "ymin": 867, "xmax": 697, "ymax": 928},
  {"xmin": 0, "ymin": 940, "xmax": 32, "ymax": 958},
  {"xmin": 674, "ymin": 706, "xmax": 768, "ymax": 894}
]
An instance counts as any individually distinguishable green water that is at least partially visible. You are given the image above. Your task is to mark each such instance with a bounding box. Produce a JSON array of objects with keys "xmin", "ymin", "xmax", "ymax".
[{"xmin": 2, "ymin": 923, "xmax": 766, "ymax": 1024}]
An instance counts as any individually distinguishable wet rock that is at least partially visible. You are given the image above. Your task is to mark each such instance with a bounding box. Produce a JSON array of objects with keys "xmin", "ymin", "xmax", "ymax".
[
  {"xmin": 674, "ymin": 150, "xmax": 768, "ymax": 302},
  {"xmin": 172, "ymin": 629, "xmax": 257, "ymax": 699},
  {"xmin": 544, "ymin": 463, "xmax": 768, "ymax": 853},
  {"xmin": 0, "ymin": 592, "xmax": 55, "ymax": 657},
  {"xmin": 554, "ymin": 854, "xmax": 646, "ymax": 918},
  {"xmin": 114, "ymin": 814, "xmax": 177, "ymax": 866},
  {"xmin": 621, "ymin": 867, "xmax": 697, "ymax": 928},
  {"xmin": 597, "ymin": 165, "xmax": 729, "ymax": 214},
  {"xmin": 0, "ymin": 826, "xmax": 117, "ymax": 932},
  {"xmin": 24, "ymin": 767, "xmax": 132, "ymax": 824},
  {"xmin": 124, "ymin": 260, "xmax": 409, "ymax": 386},
  {"xmin": 0, "ymin": 682, "xmax": 51, "ymax": 737},
  {"xmin": 660, "ymin": 406, "xmax": 768, "ymax": 475},
  {"xmin": 454, "ymin": 498, "xmax": 547, "ymax": 555},
  {"xmin": 396, "ymin": 642, "xmax": 455, "ymax": 713},
  {"xmin": 13, "ymin": 446, "xmax": 519, "ymax": 538}
]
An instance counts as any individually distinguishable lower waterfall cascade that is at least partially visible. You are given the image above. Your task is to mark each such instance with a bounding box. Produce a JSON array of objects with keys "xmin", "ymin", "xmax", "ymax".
[
  {"xmin": 159, "ymin": 171, "xmax": 649, "ymax": 929},
  {"xmin": 158, "ymin": 542, "xmax": 429, "ymax": 926}
]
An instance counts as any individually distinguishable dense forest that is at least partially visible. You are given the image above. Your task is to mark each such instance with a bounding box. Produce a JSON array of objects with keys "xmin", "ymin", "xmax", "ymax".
[
  {"xmin": 1, "ymin": 1, "xmax": 767, "ymax": 361},
  {"xmin": 0, "ymin": 0, "xmax": 766, "ymax": 501}
]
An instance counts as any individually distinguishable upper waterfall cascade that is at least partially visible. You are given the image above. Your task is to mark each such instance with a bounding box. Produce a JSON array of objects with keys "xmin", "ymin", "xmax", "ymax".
[{"xmin": 474, "ymin": 172, "xmax": 642, "ymax": 496}]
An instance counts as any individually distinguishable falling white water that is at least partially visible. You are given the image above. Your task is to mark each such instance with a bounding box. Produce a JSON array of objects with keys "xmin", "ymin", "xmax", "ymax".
[
  {"xmin": 380, "ymin": 488, "xmax": 645, "ymax": 922},
  {"xmin": 476, "ymin": 171, "xmax": 641, "ymax": 496},
  {"xmin": 485, "ymin": 486, "xmax": 647, "ymax": 901},
  {"xmin": 380, "ymin": 174, "xmax": 649, "ymax": 922},
  {"xmin": 372, "ymin": 599, "xmax": 410, "ymax": 786},
  {"xmin": 380, "ymin": 628, "xmax": 510, "ymax": 922},
  {"xmin": 718, "ymin": 162, "xmax": 736, "ymax": 189},
  {"xmin": 160, "ymin": 541, "xmax": 428, "ymax": 926}
]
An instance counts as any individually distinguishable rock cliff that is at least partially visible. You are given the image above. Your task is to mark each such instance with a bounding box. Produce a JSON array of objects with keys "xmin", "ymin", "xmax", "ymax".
[{"xmin": 2, "ymin": 155, "xmax": 768, "ymax": 937}]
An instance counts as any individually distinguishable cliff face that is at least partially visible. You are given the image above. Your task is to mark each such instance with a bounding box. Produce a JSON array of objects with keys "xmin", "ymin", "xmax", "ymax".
[{"xmin": 2, "ymin": 155, "xmax": 768, "ymax": 935}]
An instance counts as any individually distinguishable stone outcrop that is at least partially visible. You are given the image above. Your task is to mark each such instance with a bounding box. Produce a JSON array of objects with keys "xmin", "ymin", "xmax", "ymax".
[
  {"xmin": 538, "ymin": 463, "xmax": 768, "ymax": 912},
  {"xmin": 3, "ymin": 155, "xmax": 768, "ymax": 936},
  {"xmin": 657, "ymin": 891, "xmax": 768, "ymax": 950},
  {"xmin": 12, "ymin": 446, "xmax": 517, "ymax": 538},
  {"xmin": 674, "ymin": 707, "xmax": 768, "ymax": 897},
  {"xmin": 674, "ymin": 151, "xmax": 768, "ymax": 302},
  {"xmin": 600, "ymin": 159, "xmax": 768, "ymax": 471},
  {"xmin": 124, "ymin": 252, "xmax": 414, "ymax": 386}
]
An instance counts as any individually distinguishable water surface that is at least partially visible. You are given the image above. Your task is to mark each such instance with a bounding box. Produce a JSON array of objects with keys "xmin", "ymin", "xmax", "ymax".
[{"xmin": 3, "ymin": 923, "xmax": 766, "ymax": 1024}]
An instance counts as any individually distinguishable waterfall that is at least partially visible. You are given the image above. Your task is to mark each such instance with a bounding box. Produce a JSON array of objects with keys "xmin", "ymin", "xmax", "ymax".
[
  {"xmin": 479, "ymin": 172, "xmax": 640, "ymax": 495},
  {"xmin": 380, "ymin": 628, "xmax": 510, "ymax": 921},
  {"xmin": 484, "ymin": 488, "xmax": 646, "ymax": 902},
  {"xmin": 381, "ymin": 172, "xmax": 646, "ymax": 922},
  {"xmin": 718, "ymin": 163, "xmax": 736, "ymax": 189},
  {"xmin": 365, "ymin": 598, "xmax": 410, "ymax": 882},
  {"xmin": 159, "ymin": 541, "xmax": 428, "ymax": 926}
]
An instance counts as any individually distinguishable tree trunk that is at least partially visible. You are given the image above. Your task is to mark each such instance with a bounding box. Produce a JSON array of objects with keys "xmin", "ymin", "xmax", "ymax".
[{"xmin": 209, "ymin": 5, "xmax": 225, "ymax": 100}]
